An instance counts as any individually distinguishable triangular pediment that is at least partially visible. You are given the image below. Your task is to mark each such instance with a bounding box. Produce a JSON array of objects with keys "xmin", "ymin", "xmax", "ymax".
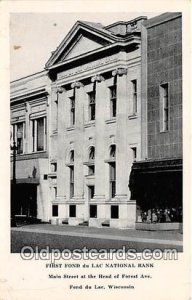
[
  {"xmin": 46, "ymin": 21, "xmax": 116, "ymax": 68},
  {"xmin": 64, "ymin": 35, "xmax": 103, "ymax": 60}
]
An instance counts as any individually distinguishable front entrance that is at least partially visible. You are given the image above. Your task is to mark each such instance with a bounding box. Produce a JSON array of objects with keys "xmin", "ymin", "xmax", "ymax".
[
  {"xmin": 11, "ymin": 183, "xmax": 37, "ymax": 218},
  {"xmin": 130, "ymin": 159, "xmax": 183, "ymax": 228}
]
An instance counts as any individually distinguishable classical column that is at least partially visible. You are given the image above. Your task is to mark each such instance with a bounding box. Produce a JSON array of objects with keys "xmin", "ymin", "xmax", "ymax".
[
  {"xmin": 71, "ymin": 81, "xmax": 84, "ymax": 200},
  {"xmin": 113, "ymin": 68, "xmax": 130, "ymax": 200},
  {"xmin": 91, "ymin": 74, "xmax": 106, "ymax": 201},
  {"xmin": 24, "ymin": 101, "xmax": 30, "ymax": 153},
  {"xmin": 56, "ymin": 86, "xmax": 67, "ymax": 200},
  {"xmin": 45, "ymin": 88, "xmax": 51, "ymax": 153}
]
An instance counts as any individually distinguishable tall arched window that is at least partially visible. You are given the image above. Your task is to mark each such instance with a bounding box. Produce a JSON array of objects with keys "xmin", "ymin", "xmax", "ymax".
[
  {"xmin": 70, "ymin": 150, "xmax": 74, "ymax": 163},
  {"xmin": 110, "ymin": 144, "xmax": 116, "ymax": 159},
  {"xmin": 88, "ymin": 146, "xmax": 95, "ymax": 175},
  {"xmin": 109, "ymin": 144, "xmax": 116, "ymax": 198},
  {"xmin": 69, "ymin": 150, "xmax": 74, "ymax": 198}
]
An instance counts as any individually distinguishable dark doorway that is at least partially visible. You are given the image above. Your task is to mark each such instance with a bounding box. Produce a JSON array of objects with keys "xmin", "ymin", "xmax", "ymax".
[{"xmin": 11, "ymin": 183, "xmax": 37, "ymax": 218}]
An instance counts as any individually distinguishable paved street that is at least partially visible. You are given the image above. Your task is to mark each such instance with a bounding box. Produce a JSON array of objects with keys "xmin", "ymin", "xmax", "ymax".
[{"xmin": 11, "ymin": 224, "xmax": 183, "ymax": 253}]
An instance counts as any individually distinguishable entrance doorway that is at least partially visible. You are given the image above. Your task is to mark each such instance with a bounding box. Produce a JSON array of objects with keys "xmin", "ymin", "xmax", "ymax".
[{"xmin": 11, "ymin": 183, "xmax": 37, "ymax": 218}]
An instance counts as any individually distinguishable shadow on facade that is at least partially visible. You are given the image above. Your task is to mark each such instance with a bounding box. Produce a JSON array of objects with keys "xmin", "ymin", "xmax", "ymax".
[
  {"xmin": 129, "ymin": 159, "xmax": 182, "ymax": 230},
  {"xmin": 11, "ymin": 182, "xmax": 39, "ymax": 226}
]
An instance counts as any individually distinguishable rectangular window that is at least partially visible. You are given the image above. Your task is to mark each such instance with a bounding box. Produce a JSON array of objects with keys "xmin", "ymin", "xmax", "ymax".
[
  {"xmin": 32, "ymin": 117, "xmax": 46, "ymax": 152},
  {"xmin": 109, "ymin": 85, "xmax": 117, "ymax": 118},
  {"xmin": 37, "ymin": 117, "xmax": 44, "ymax": 151},
  {"xmin": 88, "ymin": 91, "xmax": 96, "ymax": 121},
  {"xmin": 88, "ymin": 165, "xmax": 95, "ymax": 175},
  {"xmin": 52, "ymin": 205, "xmax": 58, "ymax": 217},
  {"xmin": 160, "ymin": 83, "xmax": 169, "ymax": 131},
  {"xmin": 70, "ymin": 166, "xmax": 74, "ymax": 198},
  {"xmin": 90, "ymin": 205, "xmax": 97, "ymax": 218},
  {"xmin": 12, "ymin": 122, "xmax": 25, "ymax": 154},
  {"xmin": 69, "ymin": 205, "xmax": 76, "ymax": 217},
  {"xmin": 88, "ymin": 185, "xmax": 95, "ymax": 200},
  {"xmin": 70, "ymin": 96, "xmax": 75, "ymax": 125},
  {"xmin": 132, "ymin": 80, "xmax": 137, "ymax": 114},
  {"xmin": 131, "ymin": 147, "xmax": 137, "ymax": 162},
  {"xmin": 109, "ymin": 162, "xmax": 116, "ymax": 198},
  {"xmin": 51, "ymin": 162, "xmax": 57, "ymax": 172},
  {"xmin": 111, "ymin": 205, "xmax": 119, "ymax": 219}
]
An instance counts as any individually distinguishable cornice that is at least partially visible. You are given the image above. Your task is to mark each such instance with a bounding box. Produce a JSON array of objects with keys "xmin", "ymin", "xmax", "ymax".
[{"xmin": 10, "ymin": 86, "xmax": 49, "ymax": 104}]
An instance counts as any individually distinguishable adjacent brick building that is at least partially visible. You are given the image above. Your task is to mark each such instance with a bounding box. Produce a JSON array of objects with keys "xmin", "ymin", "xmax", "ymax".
[{"xmin": 132, "ymin": 12, "xmax": 182, "ymax": 229}]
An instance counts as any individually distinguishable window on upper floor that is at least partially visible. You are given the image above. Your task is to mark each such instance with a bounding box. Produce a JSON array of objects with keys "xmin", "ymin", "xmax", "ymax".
[
  {"xmin": 88, "ymin": 91, "xmax": 96, "ymax": 121},
  {"xmin": 89, "ymin": 146, "xmax": 95, "ymax": 160},
  {"xmin": 69, "ymin": 166, "xmax": 74, "ymax": 198},
  {"xmin": 160, "ymin": 83, "xmax": 169, "ymax": 132},
  {"xmin": 11, "ymin": 122, "xmax": 25, "ymax": 154},
  {"xmin": 70, "ymin": 96, "xmax": 75, "ymax": 126},
  {"xmin": 69, "ymin": 150, "xmax": 74, "ymax": 198},
  {"xmin": 109, "ymin": 144, "xmax": 116, "ymax": 198},
  {"xmin": 131, "ymin": 147, "xmax": 137, "ymax": 162},
  {"xmin": 109, "ymin": 85, "xmax": 117, "ymax": 118},
  {"xmin": 110, "ymin": 144, "xmax": 116, "ymax": 159},
  {"xmin": 51, "ymin": 162, "xmax": 57, "ymax": 173},
  {"xmin": 32, "ymin": 117, "xmax": 46, "ymax": 152},
  {"xmin": 132, "ymin": 79, "xmax": 137, "ymax": 115},
  {"xmin": 70, "ymin": 150, "xmax": 74, "ymax": 163},
  {"xmin": 109, "ymin": 162, "xmax": 116, "ymax": 198},
  {"xmin": 88, "ymin": 185, "xmax": 95, "ymax": 200},
  {"xmin": 88, "ymin": 146, "xmax": 95, "ymax": 175}
]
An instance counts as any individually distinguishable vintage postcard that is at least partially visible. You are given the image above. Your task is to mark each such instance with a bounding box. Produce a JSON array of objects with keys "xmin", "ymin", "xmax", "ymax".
[{"xmin": 0, "ymin": 0, "xmax": 191, "ymax": 299}]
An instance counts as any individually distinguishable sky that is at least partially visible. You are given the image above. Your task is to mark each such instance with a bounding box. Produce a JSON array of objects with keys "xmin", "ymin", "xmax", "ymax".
[{"xmin": 10, "ymin": 12, "xmax": 159, "ymax": 81}]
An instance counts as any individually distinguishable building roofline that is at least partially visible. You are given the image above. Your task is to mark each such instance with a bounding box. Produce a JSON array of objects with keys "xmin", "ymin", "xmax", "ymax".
[
  {"xmin": 104, "ymin": 16, "xmax": 148, "ymax": 29},
  {"xmin": 10, "ymin": 70, "xmax": 47, "ymax": 84},
  {"xmin": 143, "ymin": 12, "xmax": 181, "ymax": 28},
  {"xmin": 46, "ymin": 34, "xmax": 141, "ymax": 71}
]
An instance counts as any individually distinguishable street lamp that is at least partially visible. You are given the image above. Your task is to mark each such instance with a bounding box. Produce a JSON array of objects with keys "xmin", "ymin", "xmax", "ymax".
[
  {"xmin": 11, "ymin": 130, "xmax": 22, "ymax": 184},
  {"xmin": 10, "ymin": 129, "xmax": 22, "ymax": 223}
]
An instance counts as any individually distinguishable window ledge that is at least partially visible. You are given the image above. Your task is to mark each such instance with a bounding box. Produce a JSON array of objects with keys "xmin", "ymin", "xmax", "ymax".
[
  {"xmin": 105, "ymin": 118, "xmax": 116, "ymax": 124},
  {"xmin": 66, "ymin": 126, "xmax": 75, "ymax": 131},
  {"xmin": 160, "ymin": 130, "xmax": 169, "ymax": 133},
  {"xmin": 84, "ymin": 121, "xmax": 95, "ymax": 128},
  {"xmin": 48, "ymin": 173, "xmax": 57, "ymax": 178},
  {"xmin": 51, "ymin": 130, "xmax": 58, "ymax": 136},
  {"xmin": 128, "ymin": 114, "xmax": 138, "ymax": 120},
  {"xmin": 11, "ymin": 151, "xmax": 48, "ymax": 161},
  {"xmin": 83, "ymin": 161, "xmax": 95, "ymax": 166},
  {"xmin": 85, "ymin": 174, "xmax": 95, "ymax": 179},
  {"xmin": 104, "ymin": 158, "xmax": 116, "ymax": 163}
]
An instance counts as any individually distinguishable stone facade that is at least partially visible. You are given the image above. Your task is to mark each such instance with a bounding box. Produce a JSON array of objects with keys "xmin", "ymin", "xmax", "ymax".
[{"xmin": 47, "ymin": 17, "xmax": 146, "ymax": 229}]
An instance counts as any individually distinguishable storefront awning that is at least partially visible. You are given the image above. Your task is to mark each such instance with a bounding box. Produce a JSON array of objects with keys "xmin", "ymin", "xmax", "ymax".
[
  {"xmin": 11, "ymin": 178, "xmax": 40, "ymax": 185},
  {"xmin": 132, "ymin": 158, "xmax": 182, "ymax": 173}
]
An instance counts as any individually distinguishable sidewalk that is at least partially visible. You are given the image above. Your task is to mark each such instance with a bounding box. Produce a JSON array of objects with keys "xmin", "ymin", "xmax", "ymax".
[{"xmin": 11, "ymin": 223, "xmax": 183, "ymax": 246}]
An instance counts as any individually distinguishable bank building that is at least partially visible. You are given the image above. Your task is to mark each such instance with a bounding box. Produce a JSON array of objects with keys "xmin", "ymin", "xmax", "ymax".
[{"xmin": 10, "ymin": 12, "xmax": 182, "ymax": 230}]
